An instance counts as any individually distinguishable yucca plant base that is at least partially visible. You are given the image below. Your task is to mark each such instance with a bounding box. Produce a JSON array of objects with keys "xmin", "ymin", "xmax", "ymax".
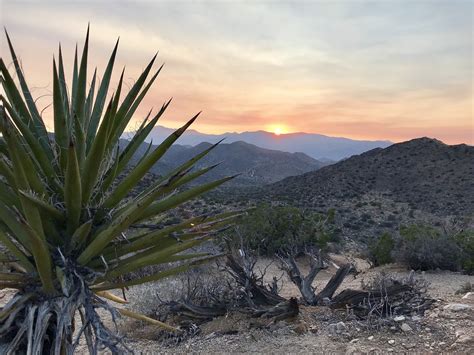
[{"xmin": 0, "ymin": 28, "xmax": 238, "ymax": 353}]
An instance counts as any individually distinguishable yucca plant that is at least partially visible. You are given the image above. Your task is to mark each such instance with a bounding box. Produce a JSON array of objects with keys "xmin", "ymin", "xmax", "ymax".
[{"xmin": 0, "ymin": 28, "xmax": 240, "ymax": 353}]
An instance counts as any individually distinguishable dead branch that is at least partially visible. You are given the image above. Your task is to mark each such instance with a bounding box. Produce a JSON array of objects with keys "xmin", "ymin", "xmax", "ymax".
[
  {"xmin": 317, "ymin": 263, "xmax": 353, "ymax": 301},
  {"xmin": 277, "ymin": 247, "xmax": 327, "ymax": 305}
]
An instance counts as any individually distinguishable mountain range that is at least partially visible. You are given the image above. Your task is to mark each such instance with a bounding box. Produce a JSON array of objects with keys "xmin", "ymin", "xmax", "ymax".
[
  {"xmin": 134, "ymin": 125, "xmax": 392, "ymax": 161},
  {"xmin": 122, "ymin": 140, "xmax": 328, "ymax": 186}
]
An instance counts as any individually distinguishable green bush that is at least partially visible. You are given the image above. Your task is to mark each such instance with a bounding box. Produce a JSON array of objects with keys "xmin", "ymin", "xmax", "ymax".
[
  {"xmin": 397, "ymin": 224, "xmax": 473, "ymax": 273},
  {"xmin": 231, "ymin": 203, "xmax": 335, "ymax": 255},
  {"xmin": 454, "ymin": 231, "xmax": 474, "ymax": 274},
  {"xmin": 369, "ymin": 232, "xmax": 395, "ymax": 266}
]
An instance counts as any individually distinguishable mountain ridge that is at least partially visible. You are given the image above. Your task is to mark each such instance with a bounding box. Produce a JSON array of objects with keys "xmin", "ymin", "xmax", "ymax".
[
  {"xmin": 130, "ymin": 125, "xmax": 393, "ymax": 161},
  {"xmin": 263, "ymin": 137, "xmax": 473, "ymax": 216},
  {"xmin": 122, "ymin": 139, "xmax": 329, "ymax": 186}
]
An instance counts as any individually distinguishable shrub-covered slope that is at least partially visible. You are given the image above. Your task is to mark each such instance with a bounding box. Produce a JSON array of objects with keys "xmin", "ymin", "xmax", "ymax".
[{"xmin": 266, "ymin": 138, "xmax": 474, "ymax": 217}]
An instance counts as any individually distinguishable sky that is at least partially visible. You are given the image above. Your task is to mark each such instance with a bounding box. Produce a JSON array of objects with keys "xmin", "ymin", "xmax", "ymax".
[{"xmin": 1, "ymin": 0, "xmax": 473, "ymax": 144}]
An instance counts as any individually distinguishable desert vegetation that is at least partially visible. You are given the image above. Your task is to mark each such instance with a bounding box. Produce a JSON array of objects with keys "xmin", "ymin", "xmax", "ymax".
[
  {"xmin": 1, "ymin": 27, "xmax": 473, "ymax": 355},
  {"xmin": 0, "ymin": 29, "xmax": 240, "ymax": 352},
  {"xmin": 365, "ymin": 223, "xmax": 473, "ymax": 274},
  {"xmin": 226, "ymin": 204, "xmax": 336, "ymax": 256}
]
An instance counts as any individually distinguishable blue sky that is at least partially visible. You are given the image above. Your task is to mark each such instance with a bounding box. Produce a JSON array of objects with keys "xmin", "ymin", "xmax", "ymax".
[{"xmin": 1, "ymin": 0, "xmax": 472, "ymax": 143}]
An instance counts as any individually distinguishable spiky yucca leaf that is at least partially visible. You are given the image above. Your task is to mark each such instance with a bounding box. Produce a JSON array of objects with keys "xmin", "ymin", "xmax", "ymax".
[{"xmin": 0, "ymin": 28, "xmax": 239, "ymax": 353}]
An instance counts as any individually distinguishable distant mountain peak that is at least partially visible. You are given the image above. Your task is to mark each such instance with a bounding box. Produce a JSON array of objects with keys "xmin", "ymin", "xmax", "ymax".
[{"xmin": 139, "ymin": 125, "xmax": 393, "ymax": 160}]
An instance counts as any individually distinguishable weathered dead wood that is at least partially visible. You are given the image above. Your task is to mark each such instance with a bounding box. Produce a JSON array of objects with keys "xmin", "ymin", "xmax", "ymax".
[
  {"xmin": 277, "ymin": 248, "xmax": 328, "ymax": 305},
  {"xmin": 252, "ymin": 297, "xmax": 299, "ymax": 321},
  {"xmin": 226, "ymin": 254, "xmax": 286, "ymax": 306},
  {"xmin": 330, "ymin": 284, "xmax": 411, "ymax": 309},
  {"xmin": 317, "ymin": 264, "xmax": 353, "ymax": 300},
  {"xmin": 168, "ymin": 301, "xmax": 227, "ymax": 320}
]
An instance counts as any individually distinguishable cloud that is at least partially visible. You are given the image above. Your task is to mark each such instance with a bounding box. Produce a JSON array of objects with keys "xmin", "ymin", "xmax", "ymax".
[{"xmin": 1, "ymin": 0, "xmax": 472, "ymax": 144}]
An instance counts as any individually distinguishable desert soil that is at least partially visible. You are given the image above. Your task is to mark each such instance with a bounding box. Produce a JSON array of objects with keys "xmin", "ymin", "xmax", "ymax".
[{"xmin": 1, "ymin": 257, "xmax": 473, "ymax": 354}]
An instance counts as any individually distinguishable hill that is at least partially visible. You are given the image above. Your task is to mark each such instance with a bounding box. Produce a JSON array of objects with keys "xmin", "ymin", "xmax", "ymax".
[
  {"xmin": 124, "ymin": 140, "xmax": 328, "ymax": 186},
  {"xmin": 256, "ymin": 138, "xmax": 474, "ymax": 240},
  {"xmin": 138, "ymin": 125, "xmax": 392, "ymax": 161}
]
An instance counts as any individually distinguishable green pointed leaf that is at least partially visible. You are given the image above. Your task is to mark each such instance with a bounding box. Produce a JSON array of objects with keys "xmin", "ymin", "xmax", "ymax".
[
  {"xmin": 74, "ymin": 26, "xmax": 89, "ymax": 125},
  {"xmin": 108, "ymin": 99, "xmax": 171, "ymax": 182},
  {"xmin": 53, "ymin": 59, "xmax": 69, "ymax": 172},
  {"xmin": 4, "ymin": 30, "xmax": 52, "ymax": 158},
  {"xmin": 2, "ymin": 96, "xmax": 56, "ymax": 181},
  {"xmin": 138, "ymin": 175, "xmax": 235, "ymax": 222},
  {"xmin": 20, "ymin": 219, "xmax": 55, "ymax": 294},
  {"xmin": 71, "ymin": 44, "xmax": 79, "ymax": 117},
  {"xmin": 81, "ymin": 99, "xmax": 115, "ymax": 202},
  {"xmin": 65, "ymin": 142, "xmax": 82, "ymax": 233},
  {"xmin": 102, "ymin": 112, "xmax": 200, "ymax": 209},
  {"xmin": 18, "ymin": 190, "xmax": 64, "ymax": 222},
  {"xmin": 0, "ymin": 202, "xmax": 33, "ymax": 252},
  {"xmin": 86, "ymin": 38, "xmax": 119, "ymax": 150},
  {"xmin": 108, "ymin": 64, "xmax": 163, "ymax": 144},
  {"xmin": 0, "ymin": 226, "xmax": 34, "ymax": 272},
  {"xmin": 84, "ymin": 67, "xmax": 97, "ymax": 131},
  {"xmin": 69, "ymin": 220, "xmax": 93, "ymax": 251},
  {"xmin": 135, "ymin": 137, "xmax": 223, "ymax": 201},
  {"xmin": 58, "ymin": 44, "xmax": 71, "ymax": 127},
  {"xmin": 93, "ymin": 255, "xmax": 221, "ymax": 291}
]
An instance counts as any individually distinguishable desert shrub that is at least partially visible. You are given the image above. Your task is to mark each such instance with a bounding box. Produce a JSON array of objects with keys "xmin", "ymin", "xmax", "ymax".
[
  {"xmin": 396, "ymin": 224, "xmax": 473, "ymax": 272},
  {"xmin": 0, "ymin": 29, "xmax": 237, "ymax": 352},
  {"xmin": 453, "ymin": 231, "xmax": 474, "ymax": 274},
  {"xmin": 229, "ymin": 204, "xmax": 335, "ymax": 255},
  {"xmin": 369, "ymin": 232, "xmax": 395, "ymax": 266}
]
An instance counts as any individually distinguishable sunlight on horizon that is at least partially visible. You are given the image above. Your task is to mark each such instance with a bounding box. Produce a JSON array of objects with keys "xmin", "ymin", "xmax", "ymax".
[{"xmin": 1, "ymin": 0, "xmax": 472, "ymax": 144}]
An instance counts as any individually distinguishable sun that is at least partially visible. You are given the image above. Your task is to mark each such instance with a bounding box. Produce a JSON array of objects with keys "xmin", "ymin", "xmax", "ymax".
[
  {"xmin": 274, "ymin": 127, "xmax": 283, "ymax": 136},
  {"xmin": 267, "ymin": 124, "xmax": 288, "ymax": 136}
]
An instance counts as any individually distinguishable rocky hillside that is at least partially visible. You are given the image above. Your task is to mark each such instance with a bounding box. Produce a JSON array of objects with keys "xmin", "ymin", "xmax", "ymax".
[
  {"xmin": 124, "ymin": 140, "xmax": 328, "ymax": 186},
  {"xmin": 267, "ymin": 138, "xmax": 473, "ymax": 216},
  {"xmin": 249, "ymin": 138, "xmax": 474, "ymax": 242}
]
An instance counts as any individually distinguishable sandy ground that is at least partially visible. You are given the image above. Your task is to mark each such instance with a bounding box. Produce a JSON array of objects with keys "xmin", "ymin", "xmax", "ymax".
[
  {"xmin": 116, "ymin": 258, "xmax": 474, "ymax": 354},
  {"xmin": 1, "ymin": 257, "xmax": 473, "ymax": 354}
]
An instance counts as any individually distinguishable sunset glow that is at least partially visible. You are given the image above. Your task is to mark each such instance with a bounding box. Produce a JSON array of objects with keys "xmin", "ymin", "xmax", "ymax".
[
  {"xmin": 267, "ymin": 124, "xmax": 288, "ymax": 136},
  {"xmin": 1, "ymin": 1, "xmax": 472, "ymax": 144}
]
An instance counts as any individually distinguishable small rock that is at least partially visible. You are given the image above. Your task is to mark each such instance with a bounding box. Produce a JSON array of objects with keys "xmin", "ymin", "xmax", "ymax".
[
  {"xmin": 443, "ymin": 303, "xmax": 472, "ymax": 312},
  {"xmin": 455, "ymin": 329, "xmax": 474, "ymax": 344},
  {"xmin": 328, "ymin": 322, "xmax": 346, "ymax": 335},
  {"xmin": 367, "ymin": 336, "xmax": 374, "ymax": 341},
  {"xmin": 411, "ymin": 315, "xmax": 422, "ymax": 321},
  {"xmin": 309, "ymin": 325, "xmax": 318, "ymax": 334},
  {"xmin": 394, "ymin": 315, "xmax": 406, "ymax": 322},
  {"xmin": 205, "ymin": 332, "xmax": 217, "ymax": 340},
  {"xmin": 401, "ymin": 323, "xmax": 413, "ymax": 332},
  {"xmin": 292, "ymin": 321, "xmax": 308, "ymax": 335},
  {"xmin": 462, "ymin": 292, "xmax": 474, "ymax": 301},
  {"xmin": 388, "ymin": 339, "xmax": 395, "ymax": 345},
  {"xmin": 456, "ymin": 334, "xmax": 474, "ymax": 344}
]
